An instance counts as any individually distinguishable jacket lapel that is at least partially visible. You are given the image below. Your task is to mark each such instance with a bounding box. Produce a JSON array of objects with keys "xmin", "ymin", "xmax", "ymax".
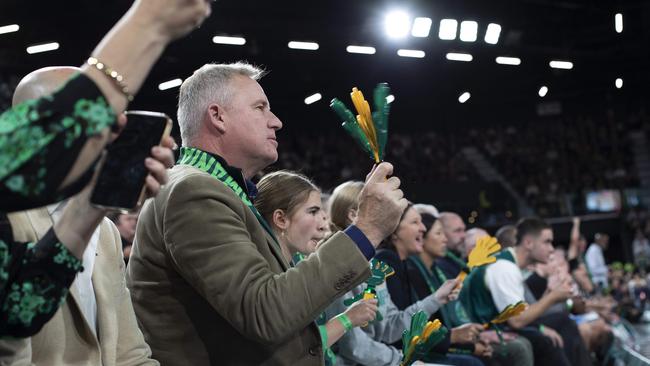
[{"xmin": 92, "ymin": 222, "xmax": 116, "ymax": 362}]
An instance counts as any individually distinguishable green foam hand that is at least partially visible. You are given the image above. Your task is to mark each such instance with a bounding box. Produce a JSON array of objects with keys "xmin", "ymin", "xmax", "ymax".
[{"xmin": 401, "ymin": 312, "xmax": 448, "ymax": 366}]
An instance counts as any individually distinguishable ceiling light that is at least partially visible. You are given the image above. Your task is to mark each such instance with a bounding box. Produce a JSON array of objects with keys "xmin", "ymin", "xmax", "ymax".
[
  {"xmin": 304, "ymin": 93, "xmax": 322, "ymax": 105},
  {"xmin": 538, "ymin": 86, "xmax": 548, "ymax": 97},
  {"xmin": 446, "ymin": 52, "xmax": 473, "ymax": 62},
  {"xmin": 549, "ymin": 60, "xmax": 573, "ymax": 69},
  {"xmin": 439, "ymin": 19, "xmax": 458, "ymax": 40},
  {"xmin": 385, "ymin": 11, "xmax": 411, "ymax": 39},
  {"xmin": 484, "ymin": 23, "xmax": 501, "ymax": 44},
  {"xmin": 288, "ymin": 41, "xmax": 319, "ymax": 50},
  {"xmin": 495, "ymin": 56, "xmax": 521, "ymax": 65},
  {"xmin": 411, "ymin": 17, "xmax": 432, "ymax": 37},
  {"xmin": 397, "ymin": 49, "xmax": 425, "ymax": 58},
  {"xmin": 615, "ymin": 13, "xmax": 623, "ymax": 33},
  {"xmin": 459, "ymin": 21, "xmax": 478, "ymax": 42},
  {"xmin": 346, "ymin": 45, "xmax": 376, "ymax": 54},
  {"xmin": 26, "ymin": 42, "xmax": 59, "ymax": 54},
  {"xmin": 158, "ymin": 78, "xmax": 183, "ymax": 91},
  {"xmin": 212, "ymin": 36, "xmax": 246, "ymax": 45},
  {"xmin": 0, "ymin": 24, "xmax": 19, "ymax": 35}
]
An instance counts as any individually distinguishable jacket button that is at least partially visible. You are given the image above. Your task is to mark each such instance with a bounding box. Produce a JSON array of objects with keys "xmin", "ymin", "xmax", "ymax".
[{"xmin": 309, "ymin": 345, "xmax": 321, "ymax": 356}]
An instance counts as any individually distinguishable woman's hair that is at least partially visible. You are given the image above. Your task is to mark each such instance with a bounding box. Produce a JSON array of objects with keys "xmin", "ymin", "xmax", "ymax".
[
  {"xmin": 255, "ymin": 170, "xmax": 319, "ymax": 225},
  {"xmin": 378, "ymin": 202, "xmax": 414, "ymax": 251},
  {"xmin": 328, "ymin": 181, "xmax": 364, "ymax": 232},
  {"xmin": 419, "ymin": 212, "xmax": 439, "ymax": 235}
]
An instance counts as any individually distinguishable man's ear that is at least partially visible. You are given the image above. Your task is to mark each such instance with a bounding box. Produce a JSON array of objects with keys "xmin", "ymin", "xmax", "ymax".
[{"xmin": 207, "ymin": 103, "xmax": 226, "ymax": 134}]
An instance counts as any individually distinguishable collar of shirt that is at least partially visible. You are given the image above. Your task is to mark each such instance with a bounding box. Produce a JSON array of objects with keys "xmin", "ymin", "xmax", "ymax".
[{"xmin": 202, "ymin": 150, "xmax": 257, "ymax": 202}]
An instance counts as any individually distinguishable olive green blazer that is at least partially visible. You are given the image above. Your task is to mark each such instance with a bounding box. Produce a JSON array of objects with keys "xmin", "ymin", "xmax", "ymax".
[{"xmin": 126, "ymin": 165, "xmax": 371, "ymax": 366}]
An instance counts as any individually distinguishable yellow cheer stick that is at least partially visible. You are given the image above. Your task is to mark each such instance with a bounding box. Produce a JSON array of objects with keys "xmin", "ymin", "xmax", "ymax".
[
  {"xmin": 350, "ymin": 88, "xmax": 380, "ymax": 162},
  {"xmin": 483, "ymin": 301, "xmax": 528, "ymax": 329}
]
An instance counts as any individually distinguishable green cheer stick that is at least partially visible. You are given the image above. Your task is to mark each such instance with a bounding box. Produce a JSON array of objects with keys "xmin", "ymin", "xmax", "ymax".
[
  {"xmin": 372, "ymin": 83, "xmax": 391, "ymax": 159},
  {"xmin": 330, "ymin": 84, "xmax": 392, "ymax": 163},
  {"xmin": 330, "ymin": 98, "xmax": 375, "ymax": 159}
]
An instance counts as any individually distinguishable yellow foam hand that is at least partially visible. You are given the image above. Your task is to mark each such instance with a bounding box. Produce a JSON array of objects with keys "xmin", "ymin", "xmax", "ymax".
[
  {"xmin": 467, "ymin": 235, "xmax": 502, "ymax": 270},
  {"xmin": 485, "ymin": 301, "xmax": 528, "ymax": 328},
  {"xmin": 421, "ymin": 319, "xmax": 442, "ymax": 340}
]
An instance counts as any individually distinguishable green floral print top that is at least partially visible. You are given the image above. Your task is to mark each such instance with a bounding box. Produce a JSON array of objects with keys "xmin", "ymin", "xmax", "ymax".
[
  {"xmin": 1, "ymin": 72, "xmax": 116, "ymax": 212},
  {"xmin": 0, "ymin": 73, "xmax": 114, "ymax": 337},
  {"xmin": 0, "ymin": 215, "xmax": 82, "ymax": 337}
]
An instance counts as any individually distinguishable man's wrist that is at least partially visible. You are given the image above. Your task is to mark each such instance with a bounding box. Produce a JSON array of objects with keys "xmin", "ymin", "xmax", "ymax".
[
  {"xmin": 344, "ymin": 225, "xmax": 376, "ymax": 260},
  {"xmin": 352, "ymin": 221, "xmax": 383, "ymax": 247}
]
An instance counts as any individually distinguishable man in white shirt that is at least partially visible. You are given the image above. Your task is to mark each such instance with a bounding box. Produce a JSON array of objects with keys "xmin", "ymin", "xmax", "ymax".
[
  {"xmin": 460, "ymin": 218, "xmax": 573, "ymax": 366},
  {"xmin": 585, "ymin": 233, "xmax": 609, "ymax": 289}
]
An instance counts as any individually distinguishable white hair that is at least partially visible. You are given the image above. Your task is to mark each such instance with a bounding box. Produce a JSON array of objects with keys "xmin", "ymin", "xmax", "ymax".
[
  {"xmin": 413, "ymin": 203, "xmax": 440, "ymax": 218},
  {"xmin": 177, "ymin": 62, "xmax": 265, "ymax": 146}
]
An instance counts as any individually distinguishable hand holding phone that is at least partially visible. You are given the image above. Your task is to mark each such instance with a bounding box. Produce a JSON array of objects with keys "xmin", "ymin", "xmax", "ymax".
[{"xmin": 91, "ymin": 111, "xmax": 172, "ymax": 212}]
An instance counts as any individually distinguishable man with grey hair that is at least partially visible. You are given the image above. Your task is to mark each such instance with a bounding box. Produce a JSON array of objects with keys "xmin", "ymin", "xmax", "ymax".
[
  {"xmin": 463, "ymin": 227, "xmax": 489, "ymax": 258},
  {"xmin": 127, "ymin": 62, "xmax": 408, "ymax": 365},
  {"xmin": 436, "ymin": 211, "xmax": 468, "ymax": 278}
]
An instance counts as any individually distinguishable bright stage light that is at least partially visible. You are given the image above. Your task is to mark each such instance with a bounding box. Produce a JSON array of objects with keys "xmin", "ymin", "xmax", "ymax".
[
  {"xmin": 26, "ymin": 42, "xmax": 59, "ymax": 54},
  {"xmin": 538, "ymin": 86, "xmax": 548, "ymax": 97},
  {"xmin": 385, "ymin": 11, "xmax": 411, "ymax": 39},
  {"xmin": 386, "ymin": 95, "xmax": 395, "ymax": 104},
  {"xmin": 446, "ymin": 52, "xmax": 473, "ymax": 62},
  {"xmin": 158, "ymin": 79, "xmax": 183, "ymax": 91},
  {"xmin": 615, "ymin": 78, "xmax": 623, "ymax": 89},
  {"xmin": 397, "ymin": 49, "xmax": 425, "ymax": 58},
  {"xmin": 0, "ymin": 24, "xmax": 19, "ymax": 35},
  {"xmin": 460, "ymin": 21, "xmax": 478, "ymax": 42},
  {"xmin": 346, "ymin": 45, "xmax": 376, "ymax": 54},
  {"xmin": 411, "ymin": 17, "xmax": 432, "ymax": 37},
  {"xmin": 615, "ymin": 13, "xmax": 623, "ymax": 33},
  {"xmin": 495, "ymin": 56, "xmax": 521, "ymax": 65},
  {"xmin": 288, "ymin": 41, "xmax": 319, "ymax": 50},
  {"xmin": 212, "ymin": 36, "xmax": 246, "ymax": 45},
  {"xmin": 549, "ymin": 60, "xmax": 573, "ymax": 70},
  {"xmin": 458, "ymin": 92, "xmax": 471, "ymax": 103},
  {"xmin": 484, "ymin": 23, "xmax": 501, "ymax": 44},
  {"xmin": 438, "ymin": 19, "xmax": 458, "ymax": 40},
  {"xmin": 304, "ymin": 93, "xmax": 322, "ymax": 105}
]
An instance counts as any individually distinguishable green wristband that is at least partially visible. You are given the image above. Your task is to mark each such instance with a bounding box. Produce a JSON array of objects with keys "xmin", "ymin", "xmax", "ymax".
[
  {"xmin": 539, "ymin": 324, "xmax": 545, "ymax": 332},
  {"xmin": 337, "ymin": 314, "xmax": 353, "ymax": 331}
]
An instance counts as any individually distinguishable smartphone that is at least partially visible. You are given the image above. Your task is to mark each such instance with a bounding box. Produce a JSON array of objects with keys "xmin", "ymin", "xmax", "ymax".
[{"xmin": 90, "ymin": 110, "xmax": 172, "ymax": 212}]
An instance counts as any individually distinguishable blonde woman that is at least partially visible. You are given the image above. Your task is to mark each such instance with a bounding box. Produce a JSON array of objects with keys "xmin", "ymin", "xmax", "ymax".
[
  {"xmin": 255, "ymin": 171, "xmax": 378, "ymax": 365},
  {"xmin": 326, "ymin": 181, "xmax": 457, "ymax": 366}
]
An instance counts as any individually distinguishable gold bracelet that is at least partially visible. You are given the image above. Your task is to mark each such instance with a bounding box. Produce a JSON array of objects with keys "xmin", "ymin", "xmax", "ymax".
[{"xmin": 86, "ymin": 57, "xmax": 134, "ymax": 102}]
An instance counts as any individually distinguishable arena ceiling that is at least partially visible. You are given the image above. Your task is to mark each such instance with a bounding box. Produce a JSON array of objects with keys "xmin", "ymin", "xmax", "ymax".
[{"xmin": 1, "ymin": 0, "xmax": 649, "ymax": 134}]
